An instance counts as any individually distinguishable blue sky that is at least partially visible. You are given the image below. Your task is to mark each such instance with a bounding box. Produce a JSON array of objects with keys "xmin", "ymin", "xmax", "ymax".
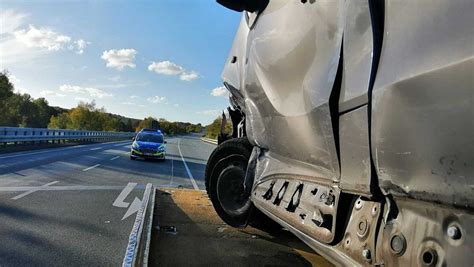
[{"xmin": 0, "ymin": 0, "xmax": 241, "ymax": 124}]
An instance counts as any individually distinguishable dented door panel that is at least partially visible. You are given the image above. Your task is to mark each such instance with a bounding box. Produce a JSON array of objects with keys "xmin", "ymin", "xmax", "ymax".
[
  {"xmin": 243, "ymin": 0, "xmax": 344, "ymax": 184},
  {"xmin": 372, "ymin": 0, "xmax": 474, "ymax": 208}
]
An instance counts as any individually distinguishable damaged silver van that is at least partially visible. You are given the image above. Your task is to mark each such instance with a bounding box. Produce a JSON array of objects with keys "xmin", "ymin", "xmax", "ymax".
[{"xmin": 206, "ymin": 0, "xmax": 473, "ymax": 266}]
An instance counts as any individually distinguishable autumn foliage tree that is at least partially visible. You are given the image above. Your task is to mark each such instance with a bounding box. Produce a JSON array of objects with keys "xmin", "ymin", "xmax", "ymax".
[{"xmin": 48, "ymin": 101, "xmax": 124, "ymax": 131}]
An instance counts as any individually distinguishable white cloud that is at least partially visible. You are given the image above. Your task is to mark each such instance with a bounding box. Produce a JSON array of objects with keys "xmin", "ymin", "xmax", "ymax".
[
  {"xmin": 1, "ymin": 9, "xmax": 28, "ymax": 34},
  {"xmin": 0, "ymin": 10, "xmax": 88, "ymax": 65},
  {"xmin": 130, "ymin": 95, "xmax": 139, "ymax": 99},
  {"xmin": 14, "ymin": 25, "xmax": 71, "ymax": 51},
  {"xmin": 147, "ymin": 95, "xmax": 167, "ymax": 104},
  {"xmin": 211, "ymin": 86, "xmax": 228, "ymax": 97},
  {"xmin": 148, "ymin": 61, "xmax": 183, "ymax": 75},
  {"xmin": 8, "ymin": 74, "xmax": 20, "ymax": 86},
  {"xmin": 72, "ymin": 39, "xmax": 89, "ymax": 54},
  {"xmin": 180, "ymin": 71, "xmax": 199, "ymax": 81},
  {"xmin": 197, "ymin": 109, "xmax": 221, "ymax": 116},
  {"xmin": 173, "ymin": 104, "xmax": 179, "ymax": 107},
  {"xmin": 101, "ymin": 49, "xmax": 137, "ymax": 70},
  {"xmin": 6, "ymin": 74, "xmax": 28, "ymax": 94},
  {"xmin": 148, "ymin": 60, "xmax": 199, "ymax": 82},
  {"xmin": 59, "ymin": 84, "xmax": 112, "ymax": 98},
  {"xmin": 40, "ymin": 90, "xmax": 66, "ymax": 97}
]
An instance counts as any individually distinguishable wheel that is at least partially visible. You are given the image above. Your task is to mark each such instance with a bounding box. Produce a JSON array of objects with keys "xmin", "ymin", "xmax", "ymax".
[
  {"xmin": 130, "ymin": 156, "xmax": 136, "ymax": 160},
  {"xmin": 205, "ymin": 137, "xmax": 255, "ymax": 228}
]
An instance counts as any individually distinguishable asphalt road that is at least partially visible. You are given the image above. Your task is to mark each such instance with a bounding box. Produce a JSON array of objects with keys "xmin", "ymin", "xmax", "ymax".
[{"xmin": 0, "ymin": 134, "xmax": 215, "ymax": 266}]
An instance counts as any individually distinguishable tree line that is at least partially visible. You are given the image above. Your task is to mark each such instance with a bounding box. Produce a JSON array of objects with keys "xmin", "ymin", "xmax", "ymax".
[
  {"xmin": 136, "ymin": 117, "xmax": 203, "ymax": 134},
  {"xmin": 0, "ymin": 72, "xmax": 65, "ymax": 128},
  {"xmin": 1, "ymin": 71, "xmax": 203, "ymax": 134}
]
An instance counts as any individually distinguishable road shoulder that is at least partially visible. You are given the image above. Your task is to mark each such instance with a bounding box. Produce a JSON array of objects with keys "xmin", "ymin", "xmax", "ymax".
[{"xmin": 149, "ymin": 188, "xmax": 332, "ymax": 266}]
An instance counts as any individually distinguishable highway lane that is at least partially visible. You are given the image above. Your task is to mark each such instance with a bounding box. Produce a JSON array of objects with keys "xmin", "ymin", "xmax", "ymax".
[{"xmin": 0, "ymin": 134, "xmax": 214, "ymax": 266}]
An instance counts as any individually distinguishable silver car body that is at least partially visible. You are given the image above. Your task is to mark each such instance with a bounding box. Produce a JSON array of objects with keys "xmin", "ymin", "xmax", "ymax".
[{"xmin": 221, "ymin": 0, "xmax": 473, "ymax": 265}]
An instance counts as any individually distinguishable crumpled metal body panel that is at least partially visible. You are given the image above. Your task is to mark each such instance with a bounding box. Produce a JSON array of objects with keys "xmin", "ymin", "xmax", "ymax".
[
  {"xmin": 241, "ymin": 0, "xmax": 343, "ymax": 183},
  {"xmin": 372, "ymin": 0, "xmax": 474, "ymax": 208},
  {"xmin": 339, "ymin": 0, "xmax": 373, "ymax": 112},
  {"xmin": 219, "ymin": 0, "xmax": 474, "ymax": 265},
  {"xmin": 339, "ymin": 106, "xmax": 372, "ymax": 196}
]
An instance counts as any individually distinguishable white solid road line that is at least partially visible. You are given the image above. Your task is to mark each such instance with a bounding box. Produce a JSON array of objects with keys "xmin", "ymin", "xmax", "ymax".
[
  {"xmin": 177, "ymin": 139, "xmax": 199, "ymax": 190},
  {"xmin": 0, "ymin": 140, "xmax": 130, "ymax": 159},
  {"xmin": 110, "ymin": 156, "xmax": 120, "ymax": 161},
  {"xmin": 83, "ymin": 164, "xmax": 101, "ymax": 172},
  {"xmin": 0, "ymin": 185, "xmax": 127, "ymax": 192},
  {"xmin": 90, "ymin": 147, "xmax": 101, "ymax": 151},
  {"xmin": 11, "ymin": 181, "xmax": 60, "ymax": 200}
]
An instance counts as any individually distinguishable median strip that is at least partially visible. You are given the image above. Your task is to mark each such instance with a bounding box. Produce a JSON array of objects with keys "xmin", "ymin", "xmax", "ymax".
[
  {"xmin": 122, "ymin": 183, "xmax": 154, "ymax": 267},
  {"xmin": 83, "ymin": 164, "xmax": 101, "ymax": 172}
]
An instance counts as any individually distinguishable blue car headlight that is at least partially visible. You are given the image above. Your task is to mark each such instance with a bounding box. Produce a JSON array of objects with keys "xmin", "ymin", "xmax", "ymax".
[{"xmin": 132, "ymin": 142, "xmax": 139, "ymax": 150}]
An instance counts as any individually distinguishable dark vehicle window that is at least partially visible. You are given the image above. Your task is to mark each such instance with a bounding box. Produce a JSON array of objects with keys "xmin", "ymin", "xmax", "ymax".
[{"xmin": 136, "ymin": 134, "xmax": 163, "ymax": 143}]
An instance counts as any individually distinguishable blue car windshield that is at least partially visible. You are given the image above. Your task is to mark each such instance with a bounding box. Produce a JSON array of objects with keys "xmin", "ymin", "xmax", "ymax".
[{"xmin": 136, "ymin": 133, "xmax": 163, "ymax": 143}]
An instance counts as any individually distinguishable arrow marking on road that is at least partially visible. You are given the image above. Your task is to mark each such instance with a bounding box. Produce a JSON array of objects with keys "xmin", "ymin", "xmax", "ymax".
[
  {"xmin": 122, "ymin": 197, "xmax": 142, "ymax": 220},
  {"xmin": 113, "ymin": 182, "xmax": 144, "ymax": 220},
  {"xmin": 113, "ymin": 182, "xmax": 137, "ymax": 208}
]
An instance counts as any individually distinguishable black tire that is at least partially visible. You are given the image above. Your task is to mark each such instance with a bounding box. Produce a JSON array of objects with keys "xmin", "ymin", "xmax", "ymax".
[
  {"xmin": 205, "ymin": 137, "xmax": 257, "ymax": 228},
  {"xmin": 130, "ymin": 156, "xmax": 136, "ymax": 160}
]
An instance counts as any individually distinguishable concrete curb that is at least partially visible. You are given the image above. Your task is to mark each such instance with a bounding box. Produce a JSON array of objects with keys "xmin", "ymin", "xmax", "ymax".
[
  {"xmin": 122, "ymin": 183, "xmax": 154, "ymax": 267},
  {"xmin": 200, "ymin": 137, "xmax": 218, "ymax": 145},
  {"xmin": 142, "ymin": 187, "xmax": 156, "ymax": 266}
]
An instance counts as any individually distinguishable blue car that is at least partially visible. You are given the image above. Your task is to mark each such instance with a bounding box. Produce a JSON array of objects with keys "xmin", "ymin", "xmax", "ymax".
[{"xmin": 130, "ymin": 129, "xmax": 166, "ymax": 161}]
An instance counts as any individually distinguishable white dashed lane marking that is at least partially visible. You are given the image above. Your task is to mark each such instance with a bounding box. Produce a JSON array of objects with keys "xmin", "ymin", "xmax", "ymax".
[{"xmin": 83, "ymin": 164, "xmax": 101, "ymax": 172}]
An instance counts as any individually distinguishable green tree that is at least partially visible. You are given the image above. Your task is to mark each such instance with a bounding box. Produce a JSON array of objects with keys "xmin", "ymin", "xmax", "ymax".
[
  {"xmin": 136, "ymin": 117, "xmax": 157, "ymax": 132},
  {"xmin": 205, "ymin": 117, "xmax": 232, "ymax": 139},
  {"xmin": 48, "ymin": 113, "xmax": 71, "ymax": 129},
  {"xmin": 0, "ymin": 71, "xmax": 14, "ymax": 100}
]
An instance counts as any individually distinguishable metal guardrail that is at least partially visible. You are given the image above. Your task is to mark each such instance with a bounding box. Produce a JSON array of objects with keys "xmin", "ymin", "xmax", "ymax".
[
  {"xmin": 200, "ymin": 137, "xmax": 218, "ymax": 145},
  {"xmin": 0, "ymin": 127, "xmax": 134, "ymax": 144}
]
